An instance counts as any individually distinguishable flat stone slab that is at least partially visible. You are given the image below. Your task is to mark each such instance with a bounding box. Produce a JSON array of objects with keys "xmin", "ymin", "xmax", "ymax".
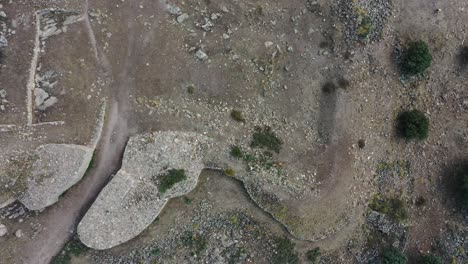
[
  {"xmin": 0, "ymin": 144, "xmax": 93, "ymax": 211},
  {"xmin": 18, "ymin": 144, "xmax": 94, "ymax": 210},
  {"xmin": 78, "ymin": 131, "xmax": 213, "ymax": 250}
]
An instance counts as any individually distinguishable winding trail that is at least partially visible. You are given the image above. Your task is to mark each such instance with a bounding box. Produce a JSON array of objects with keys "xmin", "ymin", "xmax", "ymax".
[{"xmin": 21, "ymin": 0, "xmax": 131, "ymax": 263}]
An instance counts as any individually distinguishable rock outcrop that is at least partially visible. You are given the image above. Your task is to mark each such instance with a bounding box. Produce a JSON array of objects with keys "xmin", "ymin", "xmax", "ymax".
[{"xmin": 78, "ymin": 131, "xmax": 213, "ymax": 250}]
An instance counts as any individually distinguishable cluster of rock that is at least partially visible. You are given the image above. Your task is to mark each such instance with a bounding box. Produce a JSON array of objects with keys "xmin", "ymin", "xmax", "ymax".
[
  {"xmin": 78, "ymin": 131, "xmax": 214, "ymax": 249},
  {"xmin": 0, "ymin": 144, "xmax": 94, "ymax": 211},
  {"xmin": 34, "ymin": 70, "xmax": 59, "ymax": 110},
  {"xmin": 0, "ymin": 89, "xmax": 7, "ymax": 111}
]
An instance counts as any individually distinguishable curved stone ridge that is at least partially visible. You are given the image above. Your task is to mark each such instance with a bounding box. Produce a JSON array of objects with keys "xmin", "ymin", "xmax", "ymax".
[{"xmin": 78, "ymin": 131, "xmax": 213, "ymax": 250}]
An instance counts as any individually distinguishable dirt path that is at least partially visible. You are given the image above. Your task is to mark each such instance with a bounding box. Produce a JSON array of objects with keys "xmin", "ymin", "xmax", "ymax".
[{"xmin": 20, "ymin": 1, "xmax": 132, "ymax": 263}]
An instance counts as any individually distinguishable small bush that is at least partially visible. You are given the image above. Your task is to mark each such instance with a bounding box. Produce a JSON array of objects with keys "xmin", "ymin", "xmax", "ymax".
[
  {"xmin": 358, "ymin": 16, "xmax": 372, "ymax": 39},
  {"xmin": 397, "ymin": 110, "xmax": 429, "ymax": 140},
  {"xmin": 251, "ymin": 126, "xmax": 283, "ymax": 153},
  {"xmin": 322, "ymin": 81, "xmax": 337, "ymax": 94},
  {"xmin": 230, "ymin": 145, "xmax": 244, "ymax": 159},
  {"xmin": 401, "ymin": 41, "xmax": 432, "ymax": 76},
  {"xmin": 455, "ymin": 163, "xmax": 468, "ymax": 208},
  {"xmin": 338, "ymin": 77, "xmax": 350, "ymax": 89},
  {"xmin": 182, "ymin": 231, "xmax": 207, "ymax": 257},
  {"xmin": 382, "ymin": 247, "xmax": 407, "ymax": 264},
  {"xmin": 415, "ymin": 196, "xmax": 427, "ymax": 207},
  {"xmin": 272, "ymin": 237, "xmax": 299, "ymax": 264},
  {"xmin": 225, "ymin": 168, "xmax": 236, "ymax": 177},
  {"xmin": 158, "ymin": 169, "xmax": 186, "ymax": 193},
  {"xmin": 231, "ymin": 109, "xmax": 245, "ymax": 122},
  {"xmin": 358, "ymin": 139, "xmax": 366, "ymax": 149},
  {"xmin": 306, "ymin": 247, "xmax": 321, "ymax": 263},
  {"xmin": 183, "ymin": 196, "xmax": 192, "ymax": 205},
  {"xmin": 420, "ymin": 254, "xmax": 442, "ymax": 264},
  {"xmin": 459, "ymin": 46, "xmax": 468, "ymax": 66},
  {"xmin": 187, "ymin": 85, "xmax": 195, "ymax": 94}
]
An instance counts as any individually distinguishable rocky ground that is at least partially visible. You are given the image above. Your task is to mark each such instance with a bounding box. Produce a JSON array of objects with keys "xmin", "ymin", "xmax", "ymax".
[{"xmin": 0, "ymin": 0, "xmax": 467, "ymax": 263}]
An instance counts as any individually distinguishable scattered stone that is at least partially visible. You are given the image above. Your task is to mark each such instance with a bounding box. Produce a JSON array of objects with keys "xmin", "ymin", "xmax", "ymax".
[
  {"xmin": 0, "ymin": 35, "xmax": 7, "ymax": 48},
  {"xmin": 195, "ymin": 50, "xmax": 208, "ymax": 61},
  {"xmin": 15, "ymin": 229, "xmax": 23, "ymax": 238},
  {"xmin": 0, "ymin": 89, "xmax": 6, "ymax": 98},
  {"xmin": 177, "ymin": 13, "xmax": 189, "ymax": 23},
  {"xmin": 0, "ymin": 224, "xmax": 7, "ymax": 237},
  {"xmin": 0, "ymin": 11, "xmax": 6, "ymax": 19}
]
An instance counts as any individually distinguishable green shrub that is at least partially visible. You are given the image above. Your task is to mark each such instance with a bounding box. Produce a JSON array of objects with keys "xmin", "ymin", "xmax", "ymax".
[
  {"xmin": 230, "ymin": 145, "xmax": 244, "ymax": 159},
  {"xmin": 272, "ymin": 237, "xmax": 299, "ymax": 264},
  {"xmin": 231, "ymin": 110, "xmax": 245, "ymax": 122},
  {"xmin": 250, "ymin": 126, "xmax": 283, "ymax": 153},
  {"xmin": 51, "ymin": 239, "xmax": 89, "ymax": 264},
  {"xmin": 382, "ymin": 247, "xmax": 407, "ymax": 264},
  {"xmin": 322, "ymin": 81, "xmax": 337, "ymax": 94},
  {"xmin": 187, "ymin": 84, "xmax": 195, "ymax": 94},
  {"xmin": 158, "ymin": 169, "xmax": 186, "ymax": 193},
  {"xmin": 459, "ymin": 46, "xmax": 468, "ymax": 66},
  {"xmin": 455, "ymin": 164, "xmax": 468, "ymax": 208},
  {"xmin": 420, "ymin": 254, "xmax": 442, "ymax": 264},
  {"xmin": 182, "ymin": 231, "xmax": 207, "ymax": 257},
  {"xmin": 358, "ymin": 16, "xmax": 372, "ymax": 39},
  {"xmin": 225, "ymin": 168, "xmax": 236, "ymax": 176},
  {"xmin": 358, "ymin": 139, "xmax": 366, "ymax": 149},
  {"xmin": 397, "ymin": 110, "xmax": 429, "ymax": 140},
  {"xmin": 306, "ymin": 247, "xmax": 321, "ymax": 263},
  {"xmin": 401, "ymin": 41, "xmax": 432, "ymax": 76}
]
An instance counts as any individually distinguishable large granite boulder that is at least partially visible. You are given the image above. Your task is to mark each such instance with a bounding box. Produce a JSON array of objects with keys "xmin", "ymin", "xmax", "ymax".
[{"xmin": 78, "ymin": 131, "xmax": 213, "ymax": 250}]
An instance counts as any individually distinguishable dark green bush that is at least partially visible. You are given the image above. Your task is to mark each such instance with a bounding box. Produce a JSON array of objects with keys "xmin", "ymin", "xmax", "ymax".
[
  {"xmin": 455, "ymin": 164, "xmax": 468, "ymax": 208},
  {"xmin": 322, "ymin": 81, "xmax": 337, "ymax": 94},
  {"xmin": 382, "ymin": 247, "xmax": 407, "ymax": 264},
  {"xmin": 230, "ymin": 145, "xmax": 244, "ymax": 159},
  {"xmin": 251, "ymin": 126, "xmax": 283, "ymax": 153},
  {"xmin": 420, "ymin": 254, "xmax": 442, "ymax": 264},
  {"xmin": 231, "ymin": 110, "xmax": 245, "ymax": 122},
  {"xmin": 272, "ymin": 237, "xmax": 299, "ymax": 264},
  {"xmin": 306, "ymin": 247, "xmax": 321, "ymax": 263},
  {"xmin": 158, "ymin": 169, "xmax": 186, "ymax": 193},
  {"xmin": 401, "ymin": 41, "xmax": 432, "ymax": 76},
  {"xmin": 397, "ymin": 110, "xmax": 429, "ymax": 140}
]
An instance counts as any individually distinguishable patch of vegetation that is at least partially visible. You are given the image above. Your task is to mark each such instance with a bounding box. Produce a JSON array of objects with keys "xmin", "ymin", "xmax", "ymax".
[
  {"xmin": 85, "ymin": 151, "xmax": 97, "ymax": 174},
  {"xmin": 250, "ymin": 126, "xmax": 283, "ymax": 153},
  {"xmin": 322, "ymin": 81, "xmax": 337, "ymax": 94},
  {"xmin": 459, "ymin": 46, "xmax": 468, "ymax": 67},
  {"xmin": 230, "ymin": 145, "xmax": 244, "ymax": 159},
  {"xmin": 358, "ymin": 139, "xmax": 366, "ymax": 149},
  {"xmin": 401, "ymin": 41, "xmax": 432, "ymax": 76},
  {"xmin": 231, "ymin": 110, "xmax": 245, "ymax": 122},
  {"xmin": 338, "ymin": 77, "xmax": 350, "ymax": 89},
  {"xmin": 397, "ymin": 110, "xmax": 429, "ymax": 140},
  {"xmin": 181, "ymin": 231, "xmax": 207, "ymax": 258},
  {"xmin": 272, "ymin": 237, "xmax": 299, "ymax": 264},
  {"xmin": 183, "ymin": 196, "xmax": 192, "ymax": 205},
  {"xmin": 382, "ymin": 247, "xmax": 407, "ymax": 264},
  {"xmin": 225, "ymin": 168, "xmax": 236, "ymax": 177},
  {"xmin": 187, "ymin": 84, "xmax": 195, "ymax": 94},
  {"xmin": 369, "ymin": 194, "xmax": 408, "ymax": 223},
  {"xmin": 51, "ymin": 239, "xmax": 89, "ymax": 264},
  {"xmin": 376, "ymin": 160, "xmax": 411, "ymax": 179},
  {"xmin": 358, "ymin": 16, "xmax": 372, "ymax": 39},
  {"xmin": 415, "ymin": 196, "xmax": 427, "ymax": 207},
  {"xmin": 306, "ymin": 247, "xmax": 321, "ymax": 263},
  {"xmin": 151, "ymin": 247, "xmax": 161, "ymax": 256},
  {"xmin": 420, "ymin": 254, "xmax": 442, "ymax": 264},
  {"xmin": 157, "ymin": 169, "xmax": 186, "ymax": 194},
  {"xmin": 454, "ymin": 163, "xmax": 468, "ymax": 209}
]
